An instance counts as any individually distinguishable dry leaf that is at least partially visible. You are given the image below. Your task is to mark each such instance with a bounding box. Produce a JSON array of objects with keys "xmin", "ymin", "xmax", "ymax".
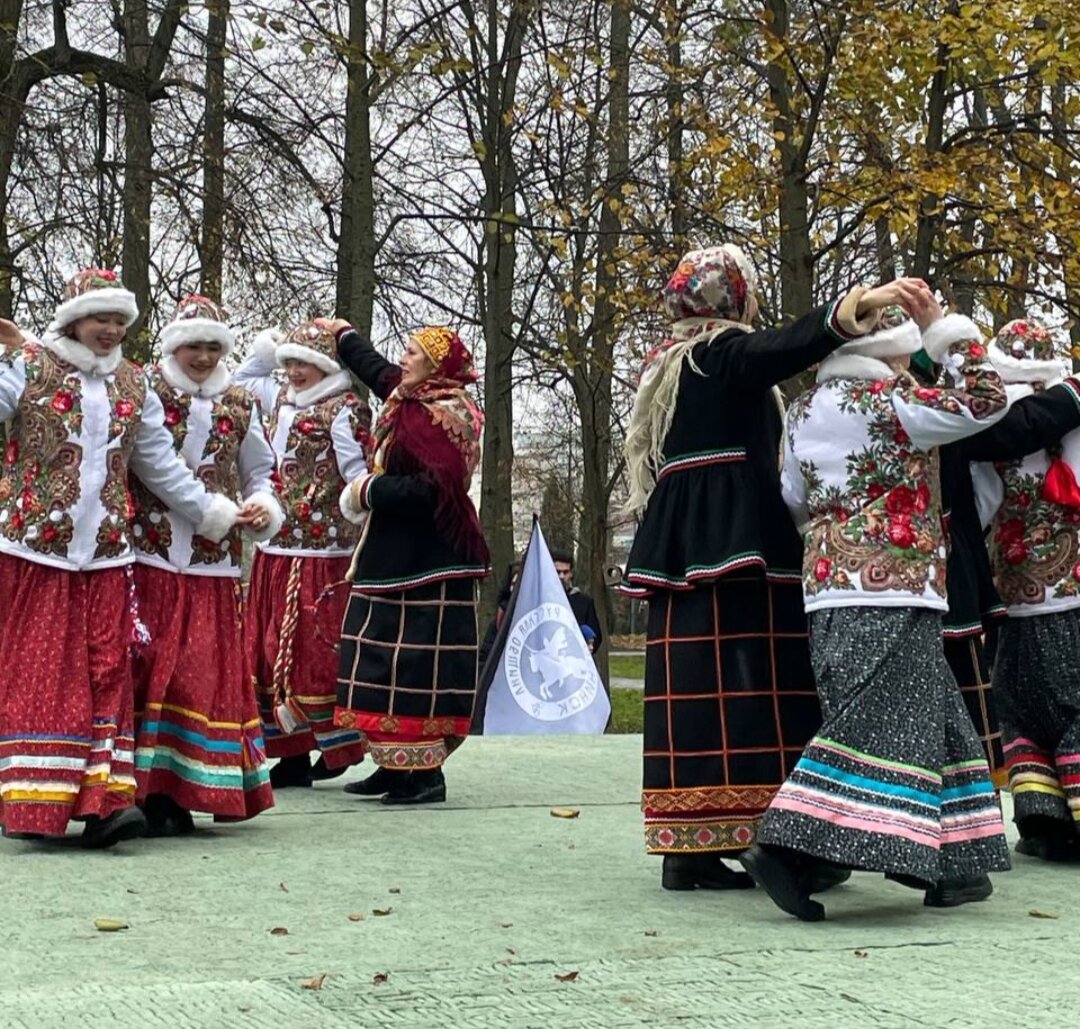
[
  {"xmin": 372, "ymin": 907, "xmax": 394, "ymax": 917},
  {"xmin": 550, "ymin": 807, "xmax": 580, "ymax": 819},
  {"xmin": 854, "ymin": 949, "xmax": 868, "ymax": 958},
  {"xmin": 643, "ymin": 930, "xmax": 659, "ymax": 937},
  {"xmin": 270, "ymin": 927, "xmax": 290, "ymax": 936},
  {"xmin": 388, "ymin": 887, "xmax": 401, "ymax": 894},
  {"xmin": 347, "ymin": 912, "xmax": 366, "ymax": 922},
  {"xmin": 500, "ymin": 922, "xmax": 513, "ymax": 928},
  {"xmin": 1029, "ymin": 909, "xmax": 1059, "ymax": 919},
  {"xmin": 496, "ymin": 957, "xmax": 514, "ymax": 966},
  {"xmin": 93, "ymin": 918, "xmax": 128, "ymax": 933},
  {"xmin": 372, "ymin": 972, "xmax": 389, "ymax": 985},
  {"xmin": 301, "ymin": 973, "xmax": 327, "ymax": 991},
  {"xmin": 555, "ymin": 971, "xmax": 580, "ymax": 982},
  {"xmin": 506, "ymin": 947, "xmax": 517, "ymax": 955},
  {"xmin": 279, "ymin": 882, "xmax": 289, "ymax": 893},
  {"xmin": 285, "ymin": 951, "xmax": 305, "ymax": 956},
  {"xmin": 125, "ymin": 888, "xmax": 139, "ymax": 895}
]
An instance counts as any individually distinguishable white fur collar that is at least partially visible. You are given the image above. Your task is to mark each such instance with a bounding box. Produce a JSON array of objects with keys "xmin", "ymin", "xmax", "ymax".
[
  {"xmin": 41, "ymin": 333, "xmax": 124, "ymax": 377},
  {"xmin": 817, "ymin": 352, "xmax": 896, "ymax": 384},
  {"xmin": 160, "ymin": 355, "xmax": 231, "ymax": 398},
  {"xmin": 287, "ymin": 369, "xmax": 353, "ymax": 408},
  {"xmin": 988, "ymin": 341, "xmax": 1068, "ymax": 388}
]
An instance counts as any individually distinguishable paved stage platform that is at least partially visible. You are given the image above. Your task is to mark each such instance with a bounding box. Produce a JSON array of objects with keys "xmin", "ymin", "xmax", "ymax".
[{"xmin": 1, "ymin": 735, "xmax": 1075, "ymax": 1027}]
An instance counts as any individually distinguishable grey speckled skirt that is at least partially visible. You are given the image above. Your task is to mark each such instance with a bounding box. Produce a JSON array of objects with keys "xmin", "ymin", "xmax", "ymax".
[{"xmin": 757, "ymin": 607, "xmax": 1011, "ymax": 883}]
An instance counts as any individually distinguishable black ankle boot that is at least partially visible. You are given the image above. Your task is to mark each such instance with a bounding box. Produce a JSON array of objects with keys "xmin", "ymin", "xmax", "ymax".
[
  {"xmin": 269, "ymin": 754, "xmax": 313, "ymax": 789},
  {"xmin": 142, "ymin": 794, "xmax": 195, "ymax": 838},
  {"xmin": 381, "ymin": 768, "xmax": 447, "ymax": 806},
  {"xmin": 311, "ymin": 756, "xmax": 349, "ymax": 782},
  {"xmin": 739, "ymin": 844, "xmax": 825, "ymax": 921},
  {"xmin": 661, "ymin": 853, "xmax": 755, "ymax": 891},
  {"xmin": 81, "ymin": 806, "xmax": 147, "ymax": 849},
  {"xmin": 343, "ymin": 766, "xmax": 398, "ymax": 797},
  {"xmin": 924, "ymin": 874, "xmax": 993, "ymax": 908}
]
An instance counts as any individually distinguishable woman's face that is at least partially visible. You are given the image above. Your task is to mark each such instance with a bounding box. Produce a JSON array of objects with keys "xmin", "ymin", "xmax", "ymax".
[
  {"xmin": 400, "ymin": 338, "xmax": 436, "ymax": 389},
  {"xmin": 284, "ymin": 359, "xmax": 326, "ymax": 392},
  {"xmin": 70, "ymin": 314, "xmax": 128, "ymax": 355},
  {"xmin": 173, "ymin": 342, "xmax": 222, "ymax": 383}
]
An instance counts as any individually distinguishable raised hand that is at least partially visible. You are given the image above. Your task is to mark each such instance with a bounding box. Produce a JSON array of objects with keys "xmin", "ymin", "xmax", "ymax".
[
  {"xmin": 0, "ymin": 319, "xmax": 24, "ymax": 351},
  {"xmin": 313, "ymin": 317, "xmax": 351, "ymax": 336},
  {"xmin": 855, "ymin": 277, "xmax": 935, "ymax": 322}
]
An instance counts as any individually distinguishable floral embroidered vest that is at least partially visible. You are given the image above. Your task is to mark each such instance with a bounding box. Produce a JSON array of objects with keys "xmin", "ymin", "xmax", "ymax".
[
  {"xmin": 131, "ymin": 370, "xmax": 252, "ymax": 572},
  {"xmin": 0, "ymin": 344, "xmax": 144, "ymax": 566},
  {"xmin": 264, "ymin": 386, "xmax": 371, "ymax": 554}
]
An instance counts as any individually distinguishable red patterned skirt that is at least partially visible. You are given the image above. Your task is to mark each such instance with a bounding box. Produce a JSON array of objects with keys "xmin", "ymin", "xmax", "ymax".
[
  {"xmin": 244, "ymin": 550, "xmax": 366, "ymax": 768},
  {"xmin": 0, "ymin": 554, "xmax": 137, "ymax": 837},
  {"xmin": 132, "ymin": 565, "xmax": 273, "ymax": 819},
  {"xmin": 642, "ymin": 572, "xmax": 820, "ymax": 854}
]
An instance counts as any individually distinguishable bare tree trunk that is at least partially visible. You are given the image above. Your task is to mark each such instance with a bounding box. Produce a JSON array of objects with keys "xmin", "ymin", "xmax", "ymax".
[
  {"xmin": 335, "ymin": 0, "xmax": 376, "ymax": 339},
  {"xmin": 122, "ymin": 0, "xmax": 154, "ymax": 360},
  {"xmin": 575, "ymin": 0, "xmax": 630, "ymax": 699},
  {"xmin": 912, "ymin": 36, "xmax": 949, "ymax": 283},
  {"xmin": 0, "ymin": 0, "xmax": 26, "ymax": 318},
  {"xmin": 476, "ymin": 3, "xmax": 527, "ymax": 624},
  {"xmin": 764, "ymin": 0, "xmax": 813, "ymax": 319},
  {"xmin": 200, "ymin": 0, "xmax": 228, "ymax": 299},
  {"xmin": 664, "ymin": 1, "xmax": 686, "ymax": 251}
]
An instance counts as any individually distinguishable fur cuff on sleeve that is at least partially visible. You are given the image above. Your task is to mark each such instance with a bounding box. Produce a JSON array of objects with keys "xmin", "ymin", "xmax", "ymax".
[
  {"xmin": 831, "ymin": 287, "xmax": 879, "ymax": 339},
  {"xmin": 339, "ymin": 478, "xmax": 371, "ymax": 526},
  {"xmin": 244, "ymin": 489, "xmax": 285, "ymax": 543},
  {"xmin": 251, "ymin": 329, "xmax": 283, "ymax": 370},
  {"xmin": 197, "ymin": 493, "xmax": 241, "ymax": 543},
  {"xmin": 921, "ymin": 314, "xmax": 982, "ymax": 363}
]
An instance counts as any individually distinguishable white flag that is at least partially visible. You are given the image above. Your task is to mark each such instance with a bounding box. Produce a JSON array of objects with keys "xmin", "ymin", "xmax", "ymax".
[{"xmin": 479, "ymin": 520, "xmax": 611, "ymax": 735}]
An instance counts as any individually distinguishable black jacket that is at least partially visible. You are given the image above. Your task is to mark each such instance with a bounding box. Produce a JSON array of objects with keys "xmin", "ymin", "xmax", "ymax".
[
  {"xmin": 336, "ymin": 329, "xmax": 489, "ymax": 592},
  {"xmin": 622, "ymin": 303, "xmax": 862, "ymax": 595}
]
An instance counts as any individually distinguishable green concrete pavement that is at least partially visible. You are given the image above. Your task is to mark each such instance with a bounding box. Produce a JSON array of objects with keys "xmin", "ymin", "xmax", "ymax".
[{"xmin": 1, "ymin": 736, "xmax": 1076, "ymax": 1028}]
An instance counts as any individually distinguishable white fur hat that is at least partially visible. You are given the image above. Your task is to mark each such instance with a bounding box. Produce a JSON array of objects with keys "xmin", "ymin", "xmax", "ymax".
[
  {"xmin": 49, "ymin": 268, "xmax": 138, "ymax": 333},
  {"xmin": 275, "ymin": 320, "xmax": 341, "ymax": 374},
  {"xmin": 159, "ymin": 294, "xmax": 236, "ymax": 356}
]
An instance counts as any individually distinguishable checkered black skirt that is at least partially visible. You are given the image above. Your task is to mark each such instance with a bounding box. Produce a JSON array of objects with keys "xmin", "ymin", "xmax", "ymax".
[
  {"xmin": 642, "ymin": 572, "xmax": 820, "ymax": 853},
  {"xmin": 335, "ymin": 578, "xmax": 479, "ymax": 737}
]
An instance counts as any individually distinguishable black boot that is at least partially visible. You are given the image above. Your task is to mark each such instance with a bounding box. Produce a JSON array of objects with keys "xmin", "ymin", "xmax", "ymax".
[
  {"xmin": 381, "ymin": 768, "xmax": 447, "ymax": 806},
  {"xmin": 924, "ymin": 874, "xmax": 993, "ymax": 908},
  {"xmin": 739, "ymin": 844, "xmax": 825, "ymax": 921},
  {"xmin": 269, "ymin": 754, "xmax": 313, "ymax": 789},
  {"xmin": 1015, "ymin": 836, "xmax": 1080, "ymax": 862},
  {"xmin": 808, "ymin": 862, "xmax": 852, "ymax": 893},
  {"xmin": 343, "ymin": 766, "xmax": 398, "ymax": 797},
  {"xmin": 661, "ymin": 853, "xmax": 755, "ymax": 891},
  {"xmin": 142, "ymin": 794, "xmax": 196, "ymax": 838},
  {"xmin": 311, "ymin": 756, "xmax": 349, "ymax": 782},
  {"xmin": 81, "ymin": 806, "xmax": 147, "ymax": 849}
]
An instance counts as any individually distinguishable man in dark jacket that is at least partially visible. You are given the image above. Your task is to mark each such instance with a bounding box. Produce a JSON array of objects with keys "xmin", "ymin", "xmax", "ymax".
[{"xmin": 551, "ymin": 549, "xmax": 603, "ymax": 653}]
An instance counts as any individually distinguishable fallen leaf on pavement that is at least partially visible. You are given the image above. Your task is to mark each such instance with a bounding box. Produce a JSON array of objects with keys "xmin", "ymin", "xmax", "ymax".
[
  {"xmin": 125, "ymin": 888, "xmax": 139, "ymax": 895},
  {"xmin": 555, "ymin": 971, "xmax": 580, "ymax": 982},
  {"xmin": 506, "ymin": 947, "xmax": 517, "ymax": 955},
  {"xmin": 93, "ymin": 918, "xmax": 128, "ymax": 933},
  {"xmin": 372, "ymin": 907, "xmax": 394, "ymax": 917},
  {"xmin": 301, "ymin": 973, "xmax": 327, "ymax": 991},
  {"xmin": 348, "ymin": 913, "xmax": 366, "ymax": 922},
  {"xmin": 372, "ymin": 972, "xmax": 389, "ymax": 985},
  {"xmin": 500, "ymin": 922, "xmax": 513, "ymax": 928},
  {"xmin": 1029, "ymin": 910, "xmax": 1059, "ymax": 919},
  {"xmin": 285, "ymin": 951, "xmax": 305, "ymax": 956},
  {"xmin": 279, "ymin": 882, "xmax": 289, "ymax": 893},
  {"xmin": 853, "ymin": 950, "xmax": 868, "ymax": 958},
  {"xmin": 643, "ymin": 930, "xmax": 659, "ymax": 937},
  {"xmin": 550, "ymin": 807, "xmax": 580, "ymax": 819},
  {"xmin": 270, "ymin": 927, "xmax": 289, "ymax": 936},
  {"xmin": 388, "ymin": 887, "xmax": 401, "ymax": 894}
]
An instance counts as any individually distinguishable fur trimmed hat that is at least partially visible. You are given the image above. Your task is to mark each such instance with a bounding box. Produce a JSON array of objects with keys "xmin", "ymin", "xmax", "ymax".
[
  {"xmin": 662, "ymin": 244, "xmax": 758, "ymax": 325},
  {"xmin": 988, "ymin": 317, "xmax": 1068, "ymax": 387},
  {"xmin": 160, "ymin": 294, "xmax": 235, "ymax": 356},
  {"xmin": 275, "ymin": 320, "xmax": 341, "ymax": 375},
  {"xmin": 49, "ymin": 268, "xmax": 139, "ymax": 334}
]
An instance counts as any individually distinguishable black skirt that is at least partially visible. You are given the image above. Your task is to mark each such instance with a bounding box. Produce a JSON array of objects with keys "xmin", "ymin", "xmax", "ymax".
[
  {"xmin": 335, "ymin": 577, "xmax": 479, "ymax": 745},
  {"xmin": 641, "ymin": 572, "xmax": 820, "ymax": 853},
  {"xmin": 943, "ymin": 634, "xmax": 1005, "ymax": 788}
]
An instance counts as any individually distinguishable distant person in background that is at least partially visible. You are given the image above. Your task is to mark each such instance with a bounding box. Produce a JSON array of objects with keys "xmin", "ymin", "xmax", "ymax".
[
  {"xmin": 478, "ymin": 561, "xmax": 521, "ymax": 672},
  {"xmin": 551, "ymin": 548, "xmax": 602, "ymax": 653}
]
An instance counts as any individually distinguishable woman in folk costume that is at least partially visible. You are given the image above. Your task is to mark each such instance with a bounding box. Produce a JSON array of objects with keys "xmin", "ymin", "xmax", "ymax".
[
  {"xmin": 741, "ymin": 302, "xmax": 1013, "ymax": 921},
  {"xmin": 620, "ymin": 243, "xmax": 911, "ymax": 892},
  {"xmin": 972, "ymin": 318, "xmax": 1080, "ymax": 862},
  {"xmin": 131, "ymin": 295, "xmax": 284, "ymax": 835},
  {"xmin": 235, "ymin": 321, "xmax": 371, "ymax": 789},
  {"xmin": 0, "ymin": 269, "xmax": 240, "ymax": 848},
  {"xmin": 321, "ymin": 319, "xmax": 489, "ymax": 806}
]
